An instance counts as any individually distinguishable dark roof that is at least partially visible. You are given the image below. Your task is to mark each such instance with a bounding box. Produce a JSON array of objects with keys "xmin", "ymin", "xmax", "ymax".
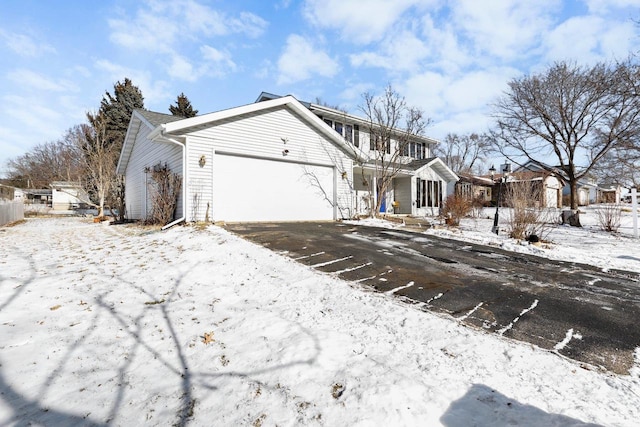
[
  {"xmin": 136, "ymin": 109, "xmax": 185, "ymax": 127},
  {"xmin": 405, "ymin": 157, "xmax": 438, "ymax": 171}
]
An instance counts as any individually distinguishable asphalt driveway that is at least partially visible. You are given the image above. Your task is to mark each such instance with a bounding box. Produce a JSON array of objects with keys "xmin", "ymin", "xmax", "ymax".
[{"xmin": 223, "ymin": 221, "xmax": 640, "ymax": 374}]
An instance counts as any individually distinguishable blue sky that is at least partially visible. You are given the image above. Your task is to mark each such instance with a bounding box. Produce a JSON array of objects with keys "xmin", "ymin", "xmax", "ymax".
[{"xmin": 1, "ymin": 0, "xmax": 638, "ymax": 177}]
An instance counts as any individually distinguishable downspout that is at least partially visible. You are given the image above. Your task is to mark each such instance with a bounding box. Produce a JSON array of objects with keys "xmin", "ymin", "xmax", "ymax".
[{"xmin": 161, "ymin": 135, "xmax": 187, "ymax": 230}]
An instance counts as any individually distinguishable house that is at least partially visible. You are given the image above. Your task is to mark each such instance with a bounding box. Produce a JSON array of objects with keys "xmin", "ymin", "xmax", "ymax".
[
  {"xmin": 0, "ymin": 184, "xmax": 23, "ymax": 201},
  {"xmin": 595, "ymin": 183, "xmax": 624, "ymax": 204},
  {"xmin": 454, "ymin": 174, "xmax": 494, "ymax": 205},
  {"xmin": 50, "ymin": 181, "xmax": 90, "ymax": 210},
  {"xmin": 512, "ymin": 161, "xmax": 565, "ymax": 208},
  {"xmin": 117, "ymin": 93, "xmax": 458, "ymax": 224},
  {"xmin": 23, "ymin": 189, "xmax": 52, "ymax": 206}
]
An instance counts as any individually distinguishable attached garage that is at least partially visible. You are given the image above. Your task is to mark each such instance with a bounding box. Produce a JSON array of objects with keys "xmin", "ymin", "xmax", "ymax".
[
  {"xmin": 213, "ymin": 154, "xmax": 335, "ymax": 222},
  {"xmin": 118, "ymin": 96, "xmax": 358, "ymax": 225}
]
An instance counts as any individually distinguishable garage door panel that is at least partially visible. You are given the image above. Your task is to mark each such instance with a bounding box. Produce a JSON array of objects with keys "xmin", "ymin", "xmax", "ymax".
[{"xmin": 214, "ymin": 155, "xmax": 334, "ymax": 222}]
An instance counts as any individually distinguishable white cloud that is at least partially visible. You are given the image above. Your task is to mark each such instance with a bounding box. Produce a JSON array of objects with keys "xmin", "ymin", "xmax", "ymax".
[
  {"xmin": 350, "ymin": 30, "xmax": 430, "ymax": 72},
  {"xmin": 167, "ymin": 55, "xmax": 197, "ymax": 81},
  {"xmin": 277, "ymin": 35, "xmax": 339, "ymax": 85},
  {"xmin": 542, "ymin": 15, "xmax": 636, "ymax": 63},
  {"xmin": 0, "ymin": 31, "xmax": 56, "ymax": 57},
  {"xmin": 583, "ymin": 0, "xmax": 640, "ymax": 14},
  {"xmin": 451, "ymin": 0, "xmax": 560, "ymax": 61},
  {"xmin": 94, "ymin": 59, "xmax": 171, "ymax": 105},
  {"xmin": 303, "ymin": 0, "xmax": 433, "ymax": 44},
  {"xmin": 200, "ymin": 46, "xmax": 238, "ymax": 77},
  {"xmin": 109, "ymin": 0, "xmax": 268, "ymax": 52},
  {"xmin": 7, "ymin": 69, "xmax": 77, "ymax": 92}
]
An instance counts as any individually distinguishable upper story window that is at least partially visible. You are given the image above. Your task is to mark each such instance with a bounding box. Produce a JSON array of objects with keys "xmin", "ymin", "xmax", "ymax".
[
  {"xmin": 334, "ymin": 122, "xmax": 343, "ymax": 136},
  {"xmin": 345, "ymin": 124, "xmax": 353, "ymax": 143},
  {"xmin": 402, "ymin": 142, "xmax": 427, "ymax": 159},
  {"xmin": 354, "ymin": 124, "xmax": 359, "ymax": 147}
]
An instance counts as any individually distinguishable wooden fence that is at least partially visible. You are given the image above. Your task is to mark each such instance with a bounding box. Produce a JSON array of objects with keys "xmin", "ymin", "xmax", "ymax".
[{"xmin": 0, "ymin": 201, "xmax": 24, "ymax": 227}]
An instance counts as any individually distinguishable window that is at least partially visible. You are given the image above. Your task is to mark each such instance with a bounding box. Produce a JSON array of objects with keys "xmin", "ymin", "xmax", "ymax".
[
  {"xmin": 404, "ymin": 142, "xmax": 426, "ymax": 159},
  {"xmin": 345, "ymin": 124, "xmax": 353, "ymax": 143},
  {"xmin": 354, "ymin": 124, "xmax": 359, "ymax": 147},
  {"xmin": 323, "ymin": 118, "xmax": 332, "ymax": 127},
  {"xmin": 334, "ymin": 121, "xmax": 343, "ymax": 136},
  {"xmin": 370, "ymin": 134, "xmax": 377, "ymax": 151},
  {"xmin": 417, "ymin": 179, "xmax": 443, "ymax": 208}
]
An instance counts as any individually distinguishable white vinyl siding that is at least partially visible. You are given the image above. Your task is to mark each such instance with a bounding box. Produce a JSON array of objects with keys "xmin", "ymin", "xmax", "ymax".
[
  {"xmin": 184, "ymin": 105, "xmax": 354, "ymax": 222},
  {"xmin": 123, "ymin": 123, "xmax": 183, "ymax": 220}
]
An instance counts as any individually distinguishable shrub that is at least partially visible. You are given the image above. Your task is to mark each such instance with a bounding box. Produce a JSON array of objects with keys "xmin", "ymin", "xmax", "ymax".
[
  {"xmin": 504, "ymin": 176, "xmax": 556, "ymax": 241},
  {"xmin": 595, "ymin": 204, "xmax": 621, "ymax": 232},
  {"xmin": 440, "ymin": 194, "xmax": 472, "ymax": 226},
  {"xmin": 146, "ymin": 162, "xmax": 182, "ymax": 226}
]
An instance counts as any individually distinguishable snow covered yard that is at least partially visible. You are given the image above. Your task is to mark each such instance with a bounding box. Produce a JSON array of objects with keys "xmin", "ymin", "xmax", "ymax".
[{"xmin": 1, "ymin": 217, "xmax": 639, "ymax": 426}]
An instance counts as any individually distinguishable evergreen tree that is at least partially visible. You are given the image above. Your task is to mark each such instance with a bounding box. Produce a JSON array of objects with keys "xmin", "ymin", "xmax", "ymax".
[
  {"xmin": 84, "ymin": 78, "xmax": 145, "ymax": 219},
  {"xmin": 87, "ymin": 78, "xmax": 145, "ymax": 152},
  {"xmin": 169, "ymin": 92, "xmax": 198, "ymax": 118}
]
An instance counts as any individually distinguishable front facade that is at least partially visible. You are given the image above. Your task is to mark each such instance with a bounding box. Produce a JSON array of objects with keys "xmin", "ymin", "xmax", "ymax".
[
  {"xmin": 117, "ymin": 93, "xmax": 458, "ymax": 224},
  {"xmin": 50, "ymin": 181, "xmax": 89, "ymax": 210}
]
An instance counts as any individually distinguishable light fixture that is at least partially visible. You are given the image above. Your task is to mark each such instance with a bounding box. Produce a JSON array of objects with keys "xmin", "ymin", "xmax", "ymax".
[
  {"xmin": 282, "ymin": 149, "xmax": 289, "ymax": 156},
  {"xmin": 199, "ymin": 155, "xmax": 206, "ymax": 167}
]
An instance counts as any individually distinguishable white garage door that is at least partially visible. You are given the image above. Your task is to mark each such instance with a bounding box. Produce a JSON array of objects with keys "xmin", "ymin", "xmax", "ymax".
[{"xmin": 213, "ymin": 154, "xmax": 335, "ymax": 222}]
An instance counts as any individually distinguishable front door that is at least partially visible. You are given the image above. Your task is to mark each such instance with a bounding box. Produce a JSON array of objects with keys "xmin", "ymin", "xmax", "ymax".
[{"xmin": 379, "ymin": 191, "xmax": 386, "ymax": 212}]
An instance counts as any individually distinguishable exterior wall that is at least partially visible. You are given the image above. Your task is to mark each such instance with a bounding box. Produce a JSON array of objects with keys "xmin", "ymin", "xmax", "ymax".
[
  {"xmin": 393, "ymin": 177, "xmax": 413, "ymax": 214},
  {"xmin": 51, "ymin": 187, "xmax": 88, "ymax": 210},
  {"xmin": 124, "ymin": 123, "xmax": 183, "ymax": 220},
  {"xmin": 185, "ymin": 106, "xmax": 355, "ymax": 221},
  {"xmin": 543, "ymin": 176, "xmax": 562, "ymax": 208},
  {"xmin": 185, "ymin": 138, "xmax": 214, "ymax": 222}
]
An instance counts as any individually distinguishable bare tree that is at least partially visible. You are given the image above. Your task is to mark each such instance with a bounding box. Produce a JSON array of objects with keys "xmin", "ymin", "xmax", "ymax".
[
  {"xmin": 6, "ymin": 135, "xmax": 84, "ymax": 188},
  {"xmin": 75, "ymin": 117, "xmax": 120, "ymax": 217},
  {"xmin": 435, "ymin": 133, "xmax": 491, "ymax": 174},
  {"xmin": 491, "ymin": 60, "xmax": 640, "ymax": 221},
  {"xmin": 360, "ymin": 85, "xmax": 429, "ymax": 215},
  {"xmin": 503, "ymin": 173, "xmax": 557, "ymax": 241}
]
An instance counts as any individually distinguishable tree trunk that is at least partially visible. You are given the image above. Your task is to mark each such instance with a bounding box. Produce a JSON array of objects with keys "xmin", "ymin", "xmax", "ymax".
[{"xmin": 570, "ymin": 180, "xmax": 578, "ymax": 210}]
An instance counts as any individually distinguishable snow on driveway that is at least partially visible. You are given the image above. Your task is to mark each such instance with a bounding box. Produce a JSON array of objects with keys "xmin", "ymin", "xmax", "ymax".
[{"xmin": 1, "ymin": 217, "xmax": 639, "ymax": 426}]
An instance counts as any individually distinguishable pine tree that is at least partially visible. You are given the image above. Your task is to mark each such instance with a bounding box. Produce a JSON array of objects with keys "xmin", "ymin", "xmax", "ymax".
[
  {"xmin": 84, "ymin": 78, "xmax": 145, "ymax": 219},
  {"xmin": 169, "ymin": 92, "xmax": 198, "ymax": 118},
  {"xmin": 88, "ymin": 78, "xmax": 145, "ymax": 152}
]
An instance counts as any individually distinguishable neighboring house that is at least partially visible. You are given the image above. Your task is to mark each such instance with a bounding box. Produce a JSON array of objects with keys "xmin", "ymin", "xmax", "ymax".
[
  {"xmin": 562, "ymin": 179, "xmax": 598, "ymax": 206},
  {"xmin": 50, "ymin": 181, "xmax": 90, "ymax": 210},
  {"xmin": 0, "ymin": 184, "xmax": 20, "ymax": 201},
  {"xmin": 510, "ymin": 162, "xmax": 565, "ymax": 208},
  {"xmin": 23, "ymin": 189, "xmax": 52, "ymax": 206},
  {"xmin": 455, "ymin": 174, "xmax": 494, "ymax": 205},
  {"xmin": 596, "ymin": 183, "xmax": 625, "ymax": 204},
  {"xmin": 117, "ymin": 93, "xmax": 458, "ymax": 224}
]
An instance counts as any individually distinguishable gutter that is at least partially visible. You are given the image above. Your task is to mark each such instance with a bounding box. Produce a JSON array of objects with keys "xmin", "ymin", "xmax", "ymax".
[{"xmin": 160, "ymin": 134, "xmax": 187, "ymax": 230}]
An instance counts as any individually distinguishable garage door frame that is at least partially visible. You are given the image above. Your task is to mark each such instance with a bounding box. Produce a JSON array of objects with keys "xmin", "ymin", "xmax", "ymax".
[{"xmin": 212, "ymin": 151, "xmax": 337, "ymax": 222}]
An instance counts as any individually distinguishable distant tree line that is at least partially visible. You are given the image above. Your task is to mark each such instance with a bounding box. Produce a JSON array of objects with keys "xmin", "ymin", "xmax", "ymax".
[{"xmin": 3, "ymin": 81, "xmax": 198, "ymax": 219}]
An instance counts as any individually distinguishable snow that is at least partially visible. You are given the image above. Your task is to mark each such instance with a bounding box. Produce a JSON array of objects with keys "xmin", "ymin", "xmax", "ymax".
[{"xmin": 1, "ymin": 214, "xmax": 640, "ymax": 426}]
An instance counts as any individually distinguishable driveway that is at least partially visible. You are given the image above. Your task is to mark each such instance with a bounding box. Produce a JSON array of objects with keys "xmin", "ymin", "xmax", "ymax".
[{"xmin": 224, "ymin": 221, "xmax": 640, "ymax": 374}]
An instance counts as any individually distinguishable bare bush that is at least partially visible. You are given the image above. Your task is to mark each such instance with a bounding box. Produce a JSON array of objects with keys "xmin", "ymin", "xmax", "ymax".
[
  {"xmin": 504, "ymin": 178, "xmax": 556, "ymax": 240},
  {"xmin": 146, "ymin": 163, "xmax": 182, "ymax": 225},
  {"xmin": 595, "ymin": 204, "xmax": 622, "ymax": 232},
  {"xmin": 440, "ymin": 194, "xmax": 472, "ymax": 226}
]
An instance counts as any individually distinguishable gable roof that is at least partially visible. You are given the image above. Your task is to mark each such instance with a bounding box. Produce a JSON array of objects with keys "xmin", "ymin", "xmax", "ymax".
[
  {"xmin": 410, "ymin": 157, "xmax": 458, "ymax": 182},
  {"xmin": 117, "ymin": 96, "xmax": 364, "ymax": 174},
  {"xmin": 256, "ymin": 91, "xmax": 440, "ymax": 146}
]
